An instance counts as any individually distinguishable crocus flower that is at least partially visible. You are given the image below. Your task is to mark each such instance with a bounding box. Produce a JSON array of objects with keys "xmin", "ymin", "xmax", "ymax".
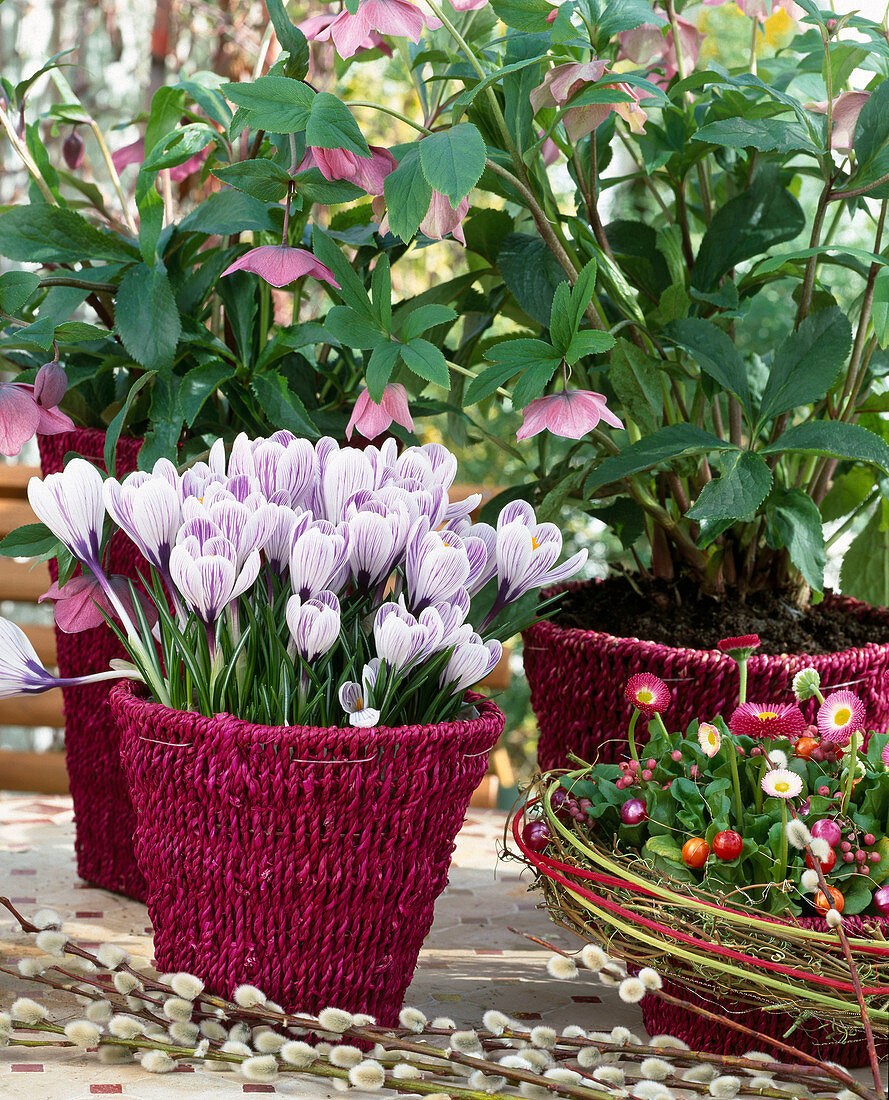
[
  {"xmin": 761, "ymin": 767, "xmax": 804, "ymax": 800},
  {"xmin": 346, "ymin": 384, "xmax": 414, "ymax": 441},
  {"xmin": 298, "ymin": 12, "xmax": 393, "ymax": 56},
  {"xmin": 289, "ymin": 521, "xmax": 350, "ymax": 599},
  {"xmin": 286, "ymin": 591, "xmax": 341, "ymax": 662},
  {"xmin": 729, "ymin": 701, "xmax": 806, "ymax": 741},
  {"xmin": 103, "ymin": 472, "xmax": 181, "ymax": 576},
  {"xmin": 517, "ymin": 390, "xmax": 623, "ymax": 441},
  {"xmin": 28, "ymin": 459, "xmax": 106, "ymax": 571},
  {"xmin": 530, "ymin": 61, "xmax": 648, "ymax": 141},
  {"xmin": 301, "ymin": 144, "xmax": 397, "ymax": 196},
  {"xmin": 489, "ymin": 500, "xmax": 587, "ymax": 612},
  {"xmin": 441, "ymin": 635, "xmax": 502, "ymax": 694},
  {"xmin": 806, "ymin": 91, "xmax": 870, "ymax": 151},
  {"xmin": 339, "ymin": 661, "xmax": 382, "ymax": 728},
  {"xmin": 325, "ymin": 0, "xmax": 442, "ymax": 59},
  {"xmin": 169, "ymin": 535, "xmax": 261, "ymax": 625},
  {"xmin": 0, "ymin": 617, "xmax": 131, "ymax": 696},
  {"xmin": 317, "ymin": 447, "xmax": 378, "ymax": 523},
  {"xmin": 373, "ymin": 602, "xmax": 443, "ymax": 670},
  {"xmin": 39, "ymin": 574, "xmax": 157, "ymax": 634},
  {"xmin": 405, "ymin": 521, "xmax": 472, "ymax": 613},
  {"xmin": 697, "ymin": 722, "xmax": 721, "ymax": 757},
  {"xmin": 182, "ymin": 493, "xmax": 275, "ymax": 572},
  {"xmin": 817, "ymin": 690, "xmax": 866, "ymax": 745},
  {"xmin": 250, "ymin": 436, "xmax": 317, "ymax": 506},
  {"xmin": 221, "ymin": 246, "xmax": 340, "ymax": 289},
  {"xmin": 624, "ymin": 673, "xmax": 670, "ymax": 716},
  {"xmin": 346, "ymin": 504, "xmax": 408, "ymax": 590}
]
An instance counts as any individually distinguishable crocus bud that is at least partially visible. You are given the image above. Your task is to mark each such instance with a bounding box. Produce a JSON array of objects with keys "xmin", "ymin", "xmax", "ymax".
[
  {"xmin": 34, "ymin": 361, "xmax": 67, "ymax": 409},
  {"xmin": 63, "ymin": 129, "xmax": 85, "ymax": 170}
]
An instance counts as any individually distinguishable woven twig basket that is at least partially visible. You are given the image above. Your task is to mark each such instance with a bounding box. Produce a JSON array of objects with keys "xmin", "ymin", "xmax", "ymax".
[
  {"xmin": 114, "ymin": 682, "xmax": 504, "ymax": 1022},
  {"xmin": 512, "ymin": 792, "xmax": 889, "ymax": 1066},
  {"xmin": 38, "ymin": 428, "xmax": 147, "ymax": 901},
  {"xmin": 524, "ymin": 580, "xmax": 889, "ymax": 770}
]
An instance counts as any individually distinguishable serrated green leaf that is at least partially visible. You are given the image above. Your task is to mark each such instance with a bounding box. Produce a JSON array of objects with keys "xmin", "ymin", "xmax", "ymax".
[
  {"xmin": 667, "ymin": 318, "xmax": 751, "ymax": 416},
  {"xmin": 180, "ymin": 362, "xmax": 236, "ymax": 426},
  {"xmin": 840, "ymin": 501, "xmax": 889, "ymax": 609},
  {"xmin": 265, "ymin": 0, "xmax": 309, "ymax": 62},
  {"xmin": 222, "ymin": 75, "xmax": 314, "ymax": 133},
  {"xmin": 178, "ymin": 188, "xmax": 280, "ymax": 234},
  {"xmin": 608, "ymin": 338, "xmax": 662, "ymax": 435},
  {"xmin": 760, "ymin": 420, "xmax": 889, "ymax": 474},
  {"xmin": 401, "ymin": 338, "xmax": 450, "ymax": 388},
  {"xmin": 767, "ymin": 487, "xmax": 825, "ymax": 594},
  {"xmin": 687, "ymin": 450, "xmax": 772, "ymax": 522},
  {"xmin": 0, "ymin": 271, "xmax": 40, "ymax": 313},
  {"xmin": 324, "ymin": 305, "xmax": 387, "ymax": 349},
  {"xmin": 851, "ymin": 80, "xmax": 889, "ymax": 199},
  {"xmin": 419, "ymin": 123, "xmax": 486, "ymax": 206},
  {"xmin": 565, "ymin": 329, "xmax": 614, "ymax": 365},
  {"xmin": 366, "ymin": 342, "xmax": 402, "ymax": 402},
  {"xmin": 371, "ymin": 254, "xmax": 391, "ymax": 333},
  {"xmin": 382, "ymin": 145, "xmax": 431, "ymax": 243},
  {"xmin": 0, "ymin": 522, "xmax": 59, "ymax": 560},
  {"xmin": 873, "ymin": 267, "xmax": 889, "ymax": 350},
  {"xmin": 250, "ymin": 371, "xmax": 319, "ymax": 438},
  {"xmin": 400, "ymin": 304, "xmax": 457, "ymax": 342},
  {"xmin": 694, "ymin": 117, "xmax": 819, "ymax": 155},
  {"xmin": 0, "ymin": 206, "xmax": 138, "ymax": 263},
  {"xmin": 312, "ymin": 227, "xmax": 374, "ymax": 318},
  {"xmin": 306, "ymin": 92, "xmax": 370, "ymax": 157},
  {"xmin": 585, "ymin": 423, "xmax": 735, "ymax": 495},
  {"xmin": 758, "ymin": 307, "xmax": 852, "ymax": 425},
  {"xmin": 114, "ymin": 262, "xmax": 181, "ymax": 373},
  {"xmin": 548, "ymin": 282, "xmax": 573, "ymax": 354},
  {"xmin": 213, "ymin": 158, "xmax": 292, "ymax": 202},
  {"xmin": 498, "ymin": 232, "xmax": 567, "ymax": 325}
]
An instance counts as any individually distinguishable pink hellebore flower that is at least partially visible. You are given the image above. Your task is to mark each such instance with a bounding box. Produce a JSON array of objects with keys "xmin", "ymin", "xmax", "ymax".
[
  {"xmin": 298, "ymin": 12, "xmax": 393, "ymax": 56},
  {"xmin": 111, "ymin": 138, "xmax": 209, "ymax": 181},
  {"xmin": 705, "ymin": 0, "xmax": 798, "ymax": 21},
  {"xmin": 422, "ymin": 191, "xmax": 469, "ymax": 245},
  {"xmin": 39, "ymin": 574, "xmax": 158, "ymax": 634},
  {"xmin": 806, "ymin": 91, "xmax": 870, "ymax": 152},
  {"xmin": 346, "ymin": 383, "xmax": 414, "ymax": 442},
  {"xmin": 451, "ymin": 0, "xmax": 488, "ymax": 9},
  {"xmin": 517, "ymin": 390, "xmax": 624, "ymax": 441},
  {"xmin": 221, "ymin": 246, "xmax": 340, "ymax": 289},
  {"xmin": 325, "ymin": 0, "xmax": 442, "ymax": 59},
  {"xmin": 302, "ymin": 144, "xmax": 397, "ymax": 196},
  {"xmin": 618, "ymin": 9, "xmax": 704, "ymax": 84},
  {"xmin": 530, "ymin": 61, "xmax": 648, "ymax": 141},
  {"xmin": 0, "ymin": 360, "xmax": 74, "ymax": 457}
]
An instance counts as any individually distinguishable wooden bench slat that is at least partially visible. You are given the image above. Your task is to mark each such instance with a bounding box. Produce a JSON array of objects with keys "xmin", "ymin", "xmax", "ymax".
[
  {"xmin": 0, "ymin": 464, "xmax": 40, "ymax": 498},
  {"xmin": 0, "ymin": 558, "xmax": 52, "ymax": 602},
  {"xmin": 0, "ymin": 750, "xmax": 69, "ymax": 794},
  {"xmin": 22, "ymin": 623, "xmax": 57, "ymax": 666},
  {"xmin": 0, "ymin": 498, "xmax": 39, "ymax": 538},
  {"xmin": 0, "ymin": 689, "xmax": 64, "ymax": 728}
]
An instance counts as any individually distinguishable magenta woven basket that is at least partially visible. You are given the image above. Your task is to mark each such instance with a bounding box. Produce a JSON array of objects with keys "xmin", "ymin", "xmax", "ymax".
[
  {"xmin": 113, "ymin": 682, "xmax": 504, "ymax": 1022},
  {"xmin": 38, "ymin": 428, "xmax": 147, "ymax": 901},
  {"xmin": 525, "ymin": 580, "xmax": 889, "ymax": 770},
  {"xmin": 641, "ymin": 915, "xmax": 889, "ymax": 1065}
]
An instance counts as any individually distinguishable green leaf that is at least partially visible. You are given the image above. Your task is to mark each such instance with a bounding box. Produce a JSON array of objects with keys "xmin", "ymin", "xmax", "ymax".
[
  {"xmin": 177, "ymin": 75, "xmax": 233, "ymax": 128},
  {"xmin": 568, "ymin": 259, "xmax": 598, "ymax": 335},
  {"xmin": 694, "ymin": 117, "xmax": 819, "ymax": 155},
  {"xmin": 452, "ymin": 55, "xmax": 545, "ymax": 111},
  {"xmin": 760, "ymin": 420, "xmax": 889, "ymax": 474},
  {"xmin": 265, "ymin": 0, "xmax": 309, "ymax": 62},
  {"xmin": 585, "ymin": 423, "xmax": 736, "ymax": 495},
  {"xmin": 0, "ymin": 206, "xmax": 138, "ymax": 263},
  {"xmin": 250, "ymin": 371, "xmax": 319, "ymax": 438},
  {"xmin": 293, "ymin": 167, "xmax": 365, "ymax": 205},
  {"xmin": 497, "ymin": 233, "xmax": 568, "ymax": 326},
  {"xmin": 474, "ymin": 337, "xmax": 562, "ymax": 398},
  {"xmin": 312, "ymin": 227, "xmax": 374, "ymax": 318},
  {"xmin": 840, "ymin": 502, "xmax": 889, "ymax": 615},
  {"xmin": 419, "ymin": 123, "xmax": 486, "ymax": 206},
  {"xmin": 401, "ymin": 338, "xmax": 450, "ymax": 388},
  {"xmin": 371, "ymin": 254, "xmax": 392, "ymax": 332},
  {"xmin": 145, "ymin": 86, "xmax": 186, "ymax": 160},
  {"xmin": 767, "ymin": 488, "xmax": 826, "ymax": 594},
  {"xmin": 115, "ymin": 262, "xmax": 181, "ymax": 373},
  {"xmin": 213, "ymin": 158, "xmax": 292, "ymax": 202},
  {"xmin": 758, "ymin": 307, "xmax": 852, "ymax": 424},
  {"xmin": 382, "ymin": 145, "xmax": 432, "ymax": 243},
  {"xmin": 0, "ymin": 523, "xmax": 59, "ymax": 560},
  {"xmin": 139, "ymin": 124, "xmax": 215, "ymax": 178},
  {"xmin": 180, "ymin": 362, "xmax": 236, "ymax": 426},
  {"xmin": 608, "ymin": 338, "xmax": 663, "ymax": 435},
  {"xmin": 692, "ymin": 166, "xmax": 805, "ymax": 292},
  {"xmin": 851, "ymin": 80, "xmax": 889, "ymax": 199},
  {"xmin": 366, "ymin": 342, "xmax": 402, "ymax": 402},
  {"xmin": 548, "ymin": 282, "xmax": 573, "ymax": 354},
  {"xmin": 324, "ymin": 305, "xmax": 387, "ymax": 349},
  {"xmin": 104, "ymin": 371, "xmax": 156, "ymax": 478},
  {"xmin": 463, "ymin": 208, "xmax": 514, "ymax": 263},
  {"xmin": 490, "ymin": 0, "xmax": 553, "ymax": 32},
  {"xmin": 686, "ymin": 450, "xmax": 772, "ymax": 522},
  {"xmin": 177, "ymin": 188, "xmax": 280, "ymax": 234},
  {"xmin": 306, "ymin": 92, "xmax": 370, "ymax": 157},
  {"xmin": 139, "ymin": 373, "xmax": 183, "ymax": 468},
  {"xmin": 0, "ymin": 271, "xmax": 40, "ymax": 313},
  {"xmin": 10, "ymin": 317, "xmax": 55, "ymax": 352},
  {"xmin": 873, "ymin": 267, "xmax": 889, "ymax": 350},
  {"xmin": 400, "ymin": 304, "xmax": 457, "ymax": 342},
  {"xmin": 54, "ymin": 322, "xmax": 109, "ymax": 342},
  {"xmin": 221, "ymin": 75, "xmax": 315, "ymax": 133},
  {"xmin": 666, "ymin": 318, "xmax": 751, "ymax": 416},
  {"xmin": 565, "ymin": 329, "xmax": 614, "ymax": 365}
]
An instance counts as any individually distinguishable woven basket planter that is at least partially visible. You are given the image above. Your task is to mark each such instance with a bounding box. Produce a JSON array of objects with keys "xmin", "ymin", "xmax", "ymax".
[
  {"xmin": 113, "ymin": 682, "xmax": 504, "ymax": 1022},
  {"xmin": 38, "ymin": 428, "xmax": 147, "ymax": 901},
  {"xmin": 525, "ymin": 580, "xmax": 889, "ymax": 769}
]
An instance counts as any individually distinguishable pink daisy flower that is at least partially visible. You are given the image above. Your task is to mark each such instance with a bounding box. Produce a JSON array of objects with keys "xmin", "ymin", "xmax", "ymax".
[
  {"xmin": 624, "ymin": 673, "xmax": 670, "ymax": 716},
  {"xmin": 716, "ymin": 634, "xmax": 761, "ymax": 658},
  {"xmin": 761, "ymin": 767, "xmax": 803, "ymax": 800},
  {"xmin": 729, "ymin": 701, "xmax": 806, "ymax": 741},
  {"xmin": 697, "ymin": 722, "xmax": 721, "ymax": 758},
  {"xmin": 817, "ymin": 690, "xmax": 866, "ymax": 746}
]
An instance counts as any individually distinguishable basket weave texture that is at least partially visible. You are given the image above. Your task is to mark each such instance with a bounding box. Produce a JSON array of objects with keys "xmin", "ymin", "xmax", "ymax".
[
  {"xmin": 525, "ymin": 580, "xmax": 889, "ymax": 770},
  {"xmin": 38, "ymin": 428, "xmax": 147, "ymax": 901},
  {"xmin": 114, "ymin": 682, "xmax": 504, "ymax": 1022}
]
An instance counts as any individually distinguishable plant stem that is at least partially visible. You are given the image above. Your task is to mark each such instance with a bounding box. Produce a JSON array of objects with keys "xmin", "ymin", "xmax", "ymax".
[
  {"xmin": 842, "ymin": 728, "xmax": 859, "ymax": 815},
  {"xmin": 728, "ymin": 741, "xmax": 745, "ymax": 825},
  {"xmin": 738, "ymin": 656, "xmax": 749, "ymax": 706},
  {"xmin": 628, "ymin": 709, "xmax": 640, "ymax": 762},
  {"xmin": 88, "ymin": 119, "xmax": 139, "ymax": 235},
  {"xmin": 0, "ymin": 103, "xmax": 57, "ymax": 204}
]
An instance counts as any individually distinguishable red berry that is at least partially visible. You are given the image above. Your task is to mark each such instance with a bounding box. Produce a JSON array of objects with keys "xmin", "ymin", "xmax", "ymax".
[
  {"xmin": 646, "ymin": 759, "xmax": 657, "ymax": 770},
  {"xmin": 806, "ymin": 847, "xmax": 837, "ymax": 873},
  {"xmin": 712, "ymin": 830, "xmax": 743, "ymax": 861},
  {"xmin": 871, "ymin": 852, "xmax": 882, "ymax": 864},
  {"xmin": 855, "ymin": 850, "xmax": 867, "ymax": 862},
  {"xmin": 843, "ymin": 852, "xmax": 854, "ymax": 863},
  {"xmin": 840, "ymin": 841, "xmax": 852, "ymax": 853},
  {"xmin": 865, "ymin": 834, "xmax": 876, "ymax": 846},
  {"xmin": 682, "ymin": 837, "xmax": 710, "ymax": 868},
  {"xmin": 817, "ymin": 786, "xmax": 830, "ymax": 796},
  {"xmin": 522, "ymin": 820, "xmax": 551, "ymax": 853},
  {"xmin": 641, "ymin": 769, "xmax": 653, "ymax": 781},
  {"xmin": 670, "ymin": 750, "xmax": 682, "ymax": 762}
]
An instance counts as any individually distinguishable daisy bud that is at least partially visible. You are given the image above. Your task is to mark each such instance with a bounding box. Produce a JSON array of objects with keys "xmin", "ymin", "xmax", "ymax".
[
  {"xmin": 546, "ymin": 954, "xmax": 578, "ymax": 980},
  {"xmin": 393, "ymin": 1063, "xmax": 423, "ymax": 1080},
  {"xmin": 399, "ymin": 1006, "xmax": 427, "ymax": 1032},
  {"xmin": 349, "ymin": 1059, "xmax": 385, "ymax": 1090},
  {"xmin": 826, "ymin": 907, "xmax": 843, "ymax": 928},
  {"xmin": 64, "ymin": 1019, "xmax": 101, "ymax": 1047},
  {"xmin": 112, "ymin": 972, "xmax": 140, "ymax": 994},
  {"xmin": 793, "ymin": 667, "xmax": 821, "ymax": 701},
  {"xmin": 241, "ymin": 1055, "xmax": 278, "ymax": 1081},
  {"xmin": 95, "ymin": 943, "xmax": 129, "ymax": 969},
  {"xmin": 108, "ymin": 1015, "xmax": 145, "ymax": 1039},
  {"xmin": 619, "ymin": 977, "xmax": 646, "ymax": 1003},
  {"xmin": 12, "ymin": 998, "xmax": 48, "ymax": 1024},
  {"xmin": 35, "ymin": 930, "xmax": 68, "ymax": 956},
  {"xmin": 785, "ymin": 819, "xmax": 812, "ymax": 849},
  {"xmin": 330, "ymin": 1045, "xmax": 364, "ymax": 1068},
  {"xmin": 469, "ymin": 1070, "xmax": 508, "ymax": 1092},
  {"xmin": 169, "ymin": 973, "xmax": 204, "ymax": 1000},
  {"xmin": 450, "ymin": 1029, "xmax": 482, "ymax": 1053},
  {"xmin": 641, "ymin": 1058, "xmax": 672, "ymax": 1080},
  {"xmin": 86, "ymin": 1000, "xmax": 113, "ymax": 1023},
  {"xmin": 142, "ymin": 1050, "xmax": 176, "ymax": 1073},
  {"xmin": 529, "ymin": 1025, "xmax": 557, "ymax": 1049},
  {"xmin": 482, "ymin": 1009, "xmax": 510, "ymax": 1035},
  {"xmin": 162, "ymin": 997, "xmax": 193, "ymax": 1022},
  {"xmin": 233, "ymin": 984, "xmax": 266, "ymax": 1008},
  {"xmin": 200, "ymin": 1019, "xmax": 227, "ymax": 1041},
  {"xmin": 593, "ymin": 1065, "xmax": 625, "ymax": 1085},
  {"xmin": 709, "ymin": 1076, "xmax": 741, "ymax": 1097},
  {"xmin": 98, "ymin": 1045, "xmax": 133, "ymax": 1064},
  {"xmin": 318, "ymin": 1007, "xmax": 353, "ymax": 1032},
  {"xmin": 31, "ymin": 909, "xmax": 62, "ymax": 930},
  {"xmin": 280, "ymin": 1040, "xmax": 318, "ymax": 1067},
  {"xmin": 254, "ymin": 1030, "xmax": 286, "ymax": 1053},
  {"xmin": 581, "ymin": 944, "xmax": 609, "ymax": 971},
  {"xmin": 638, "ymin": 967, "xmax": 663, "ymax": 991}
]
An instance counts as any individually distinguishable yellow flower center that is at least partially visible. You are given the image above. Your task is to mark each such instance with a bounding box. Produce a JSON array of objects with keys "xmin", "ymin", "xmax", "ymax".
[
  {"xmin": 758, "ymin": 711, "xmax": 778, "ymax": 720},
  {"xmin": 707, "ymin": 731, "xmax": 717, "ymax": 746},
  {"xmin": 636, "ymin": 689, "xmax": 654, "ymax": 704},
  {"xmin": 356, "ymin": 696, "xmax": 363, "ymax": 710},
  {"xmin": 834, "ymin": 707, "xmax": 851, "ymax": 726},
  {"xmin": 775, "ymin": 780, "xmax": 791, "ymax": 794},
  {"xmin": 531, "ymin": 536, "xmax": 541, "ymax": 550}
]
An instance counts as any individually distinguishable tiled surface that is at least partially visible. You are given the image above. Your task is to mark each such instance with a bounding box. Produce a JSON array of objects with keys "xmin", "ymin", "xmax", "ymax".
[{"xmin": 0, "ymin": 795, "xmax": 647, "ymax": 1099}]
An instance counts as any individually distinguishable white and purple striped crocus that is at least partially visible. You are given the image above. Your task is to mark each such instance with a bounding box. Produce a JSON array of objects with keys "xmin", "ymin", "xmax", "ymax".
[
  {"xmin": 28, "ymin": 459, "xmax": 106, "ymax": 573},
  {"xmin": 346, "ymin": 498, "xmax": 412, "ymax": 590},
  {"xmin": 289, "ymin": 521, "xmax": 350, "ymax": 599},
  {"xmin": 286, "ymin": 591, "xmax": 341, "ymax": 661},
  {"xmin": 404, "ymin": 520, "xmax": 472, "ymax": 613},
  {"xmin": 103, "ymin": 470, "xmax": 181, "ymax": 576},
  {"xmin": 0, "ymin": 617, "xmax": 133, "ymax": 697},
  {"xmin": 339, "ymin": 659, "xmax": 382, "ymax": 728},
  {"xmin": 373, "ymin": 602, "xmax": 446, "ymax": 671},
  {"xmin": 441, "ymin": 634, "xmax": 502, "ymax": 694},
  {"xmin": 169, "ymin": 533, "xmax": 261, "ymax": 627}
]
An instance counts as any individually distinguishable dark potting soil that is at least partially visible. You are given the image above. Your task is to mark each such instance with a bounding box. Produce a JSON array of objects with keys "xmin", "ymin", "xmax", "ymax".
[{"xmin": 554, "ymin": 575, "xmax": 889, "ymax": 656}]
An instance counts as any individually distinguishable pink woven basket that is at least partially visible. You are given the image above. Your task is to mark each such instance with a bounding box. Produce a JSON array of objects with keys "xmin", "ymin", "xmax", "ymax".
[
  {"xmin": 641, "ymin": 917, "xmax": 889, "ymax": 1064},
  {"xmin": 525, "ymin": 580, "xmax": 889, "ymax": 770},
  {"xmin": 113, "ymin": 682, "xmax": 504, "ymax": 1022},
  {"xmin": 38, "ymin": 428, "xmax": 147, "ymax": 901}
]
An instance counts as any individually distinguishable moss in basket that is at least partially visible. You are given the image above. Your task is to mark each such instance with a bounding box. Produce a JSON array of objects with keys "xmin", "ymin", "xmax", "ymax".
[{"xmin": 527, "ymin": 648, "xmax": 889, "ymax": 918}]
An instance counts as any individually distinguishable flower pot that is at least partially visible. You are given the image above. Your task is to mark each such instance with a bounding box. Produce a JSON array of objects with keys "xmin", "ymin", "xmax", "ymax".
[
  {"xmin": 38, "ymin": 428, "xmax": 147, "ymax": 901},
  {"xmin": 113, "ymin": 682, "xmax": 504, "ymax": 1022},
  {"xmin": 524, "ymin": 580, "xmax": 889, "ymax": 770}
]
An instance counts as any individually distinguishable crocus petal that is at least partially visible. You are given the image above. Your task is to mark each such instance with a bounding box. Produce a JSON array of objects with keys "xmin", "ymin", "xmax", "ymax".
[
  {"xmin": 0, "ymin": 384, "xmax": 40, "ymax": 457},
  {"xmin": 221, "ymin": 245, "xmax": 340, "ymax": 289}
]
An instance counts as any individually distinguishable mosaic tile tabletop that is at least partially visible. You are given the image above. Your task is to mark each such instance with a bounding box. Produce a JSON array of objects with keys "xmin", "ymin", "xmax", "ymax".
[{"xmin": 1, "ymin": 794, "xmax": 880, "ymax": 1098}]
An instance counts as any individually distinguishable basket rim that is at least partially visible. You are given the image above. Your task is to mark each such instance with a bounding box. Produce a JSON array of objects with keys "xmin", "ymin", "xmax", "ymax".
[
  {"xmin": 525, "ymin": 579, "xmax": 889, "ymax": 663},
  {"xmin": 111, "ymin": 678, "xmax": 505, "ymax": 749}
]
